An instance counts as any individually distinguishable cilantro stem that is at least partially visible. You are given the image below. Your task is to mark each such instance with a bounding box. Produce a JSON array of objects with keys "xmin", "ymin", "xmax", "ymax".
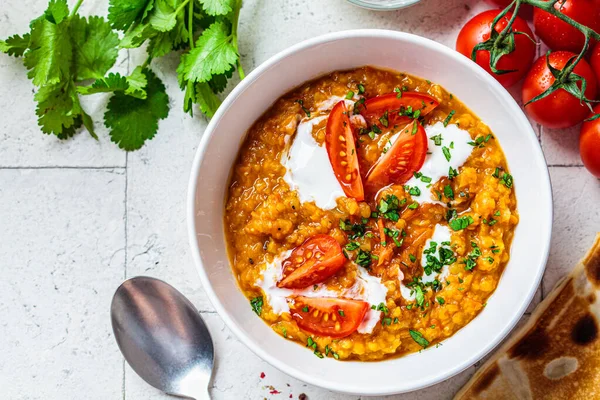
[
  {"xmin": 188, "ymin": 0, "xmax": 194, "ymax": 50},
  {"xmin": 70, "ymin": 0, "xmax": 84, "ymax": 17},
  {"xmin": 232, "ymin": 0, "xmax": 245, "ymax": 80},
  {"xmin": 175, "ymin": 0, "xmax": 191, "ymax": 20}
]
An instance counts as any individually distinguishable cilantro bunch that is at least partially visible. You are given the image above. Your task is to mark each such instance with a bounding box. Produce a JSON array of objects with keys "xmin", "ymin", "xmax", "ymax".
[
  {"xmin": 0, "ymin": 0, "xmax": 244, "ymax": 151},
  {"xmin": 110, "ymin": 0, "xmax": 244, "ymax": 117}
]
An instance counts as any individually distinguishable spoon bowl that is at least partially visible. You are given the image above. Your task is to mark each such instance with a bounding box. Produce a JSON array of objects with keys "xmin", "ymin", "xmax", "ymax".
[{"xmin": 111, "ymin": 276, "xmax": 214, "ymax": 400}]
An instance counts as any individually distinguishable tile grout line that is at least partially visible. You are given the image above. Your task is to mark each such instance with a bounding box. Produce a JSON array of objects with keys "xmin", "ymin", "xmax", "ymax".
[
  {"xmin": 0, "ymin": 166, "xmax": 126, "ymax": 170},
  {"xmin": 122, "ymin": 49, "xmax": 131, "ymax": 400}
]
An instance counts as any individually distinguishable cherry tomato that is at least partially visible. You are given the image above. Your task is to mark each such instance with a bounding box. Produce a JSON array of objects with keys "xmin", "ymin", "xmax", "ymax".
[
  {"xmin": 366, "ymin": 121, "xmax": 428, "ymax": 190},
  {"xmin": 580, "ymin": 105, "xmax": 600, "ymax": 178},
  {"xmin": 289, "ymin": 296, "xmax": 369, "ymax": 338},
  {"xmin": 360, "ymin": 92, "xmax": 439, "ymax": 129},
  {"xmin": 277, "ymin": 235, "xmax": 346, "ymax": 289},
  {"xmin": 591, "ymin": 42, "xmax": 600, "ymax": 82},
  {"xmin": 522, "ymin": 51, "xmax": 597, "ymax": 128},
  {"xmin": 533, "ymin": 0, "xmax": 600, "ymax": 53},
  {"xmin": 325, "ymin": 101, "xmax": 364, "ymax": 201},
  {"xmin": 456, "ymin": 10, "xmax": 536, "ymax": 87}
]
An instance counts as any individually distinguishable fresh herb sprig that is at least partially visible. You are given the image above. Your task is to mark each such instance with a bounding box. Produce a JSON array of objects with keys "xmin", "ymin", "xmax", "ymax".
[{"xmin": 0, "ymin": 0, "xmax": 245, "ymax": 150}]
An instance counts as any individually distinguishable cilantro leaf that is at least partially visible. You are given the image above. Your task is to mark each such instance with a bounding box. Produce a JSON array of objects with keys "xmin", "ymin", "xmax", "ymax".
[
  {"xmin": 179, "ymin": 20, "xmax": 238, "ymax": 83},
  {"xmin": 35, "ymin": 82, "xmax": 96, "ymax": 139},
  {"xmin": 24, "ymin": 16, "xmax": 72, "ymax": 86},
  {"xmin": 125, "ymin": 66, "xmax": 149, "ymax": 98},
  {"xmin": 149, "ymin": 0, "xmax": 179, "ymax": 32},
  {"xmin": 120, "ymin": 22, "xmax": 157, "ymax": 49},
  {"xmin": 77, "ymin": 72, "xmax": 129, "ymax": 95},
  {"xmin": 44, "ymin": 0, "xmax": 70, "ymax": 24},
  {"xmin": 104, "ymin": 68, "xmax": 169, "ymax": 150},
  {"xmin": 0, "ymin": 34, "xmax": 30, "ymax": 57},
  {"xmin": 199, "ymin": 0, "xmax": 234, "ymax": 16},
  {"xmin": 108, "ymin": 0, "xmax": 152, "ymax": 31},
  {"xmin": 69, "ymin": 15, "xmax": 120, "ymax": 81},
  {"xmin": 195, "ymin": 82, "xmax": 222, "ymax": 117},
  {"xmin": 208, "ymin": 66, "xmax": 233, "ymax": 93},
  {"xmin": 409, "ymin": 330, "xmax": 429, "ymax": 348}
]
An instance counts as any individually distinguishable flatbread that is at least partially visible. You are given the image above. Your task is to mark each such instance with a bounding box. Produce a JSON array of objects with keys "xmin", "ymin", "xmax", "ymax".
[{"xmin": 455, "ymin": 233, "xmax": 600, "ymax": 400}]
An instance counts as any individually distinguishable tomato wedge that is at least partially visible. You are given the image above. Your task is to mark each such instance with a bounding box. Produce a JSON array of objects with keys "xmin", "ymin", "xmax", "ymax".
[
  {"xmin": 360, "ymin": 92, "xmax": 439, "ymax": 129},
  {"xmin": 277, "ymin": 235, "xmax": 346, "ymax": 289},
  {"xmin": 325, "ymin": 101, "xmax": 364, "ymax": 201},
  {"xmin": 366, "ymin": 121, "xmax": 428, "ymax": 190},
  {"xmin": 289, "ymin": 296, "xmax": 369, "ymax": 338}
]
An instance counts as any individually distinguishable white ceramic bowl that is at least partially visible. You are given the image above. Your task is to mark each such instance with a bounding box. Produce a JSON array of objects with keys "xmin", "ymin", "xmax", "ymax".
[{"xmin": 187, "ymin": 30, "xmax": 553, "ymax": 396}]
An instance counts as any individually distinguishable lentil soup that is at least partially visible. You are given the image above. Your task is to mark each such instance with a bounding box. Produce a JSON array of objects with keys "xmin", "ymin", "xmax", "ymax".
[{"xmin": 224, "ymin": 66, "xmax": 518, "ymax": 361}]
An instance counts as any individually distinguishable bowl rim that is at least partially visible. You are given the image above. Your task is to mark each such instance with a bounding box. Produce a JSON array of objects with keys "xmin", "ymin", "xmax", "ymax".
[{"xmin": 187, "ymin": 29, "xmax": 553, "ymax": 395}]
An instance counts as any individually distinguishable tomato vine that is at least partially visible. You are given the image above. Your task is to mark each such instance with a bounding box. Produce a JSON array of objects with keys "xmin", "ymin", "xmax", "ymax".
[{"xmin": 477, "ymin": 0, "xmax": 600, "ymax": 118}]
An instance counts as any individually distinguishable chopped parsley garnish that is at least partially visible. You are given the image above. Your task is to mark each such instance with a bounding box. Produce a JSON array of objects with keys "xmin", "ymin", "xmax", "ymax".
[
  {"xmin": 409, "ymin": 254, "xmax": 417, "ymax": 262},
  {"xmin": 442, "ymin": 146, "xmax": 452, "ymax": 162},
  {"xmin": 356, "ymin": 249, "xmax": 373, "ymax": 268},
  {"xmin": 414, "ymin": 172, "xmax": 433, "ymax": 183},
  {"xmin": 302, "ymin": 306, "xmax": 309, "ymax": 312},
  {"xmin": 448, "ymin": 166, "xmax": 458, "ymax": 180},
  {"xmin": 437, "ymin": 297, "xmax": 445, "ymax": 305},
  {"xmin": 409, "ymin": 330, "xmax": 430, "ymax": 348},
  {"xmin": 408, "ymin": 201, "xmax": 419, "ymax": 210},
  {"xmin": 407, "ymin": 185, "xmax": 421, "ymax": 196},
  {"xmin": 394, "ymin": 86, "xmax": 403, "ymax": 98},
  {"xmin": 494, "ymin": 210, "xmax": 501, "ymax": 216},
  {"xmin": 443, "ymin": 110, "xmax": 456, "ymax": 127},
  {"xmin": 449, "ymin": 215, "xmax": 474, "ymax": 231},
  {"xmin": 384, "ymin": 228, "xmax": 404, "ymax": 247},
  {"xmin": 463, "ymin": 241, "xmax": 482, "ymax": 271},
  {"xmin": 345, "ymin": 242, "xmax": 360, "ymax": 251},
  {"xmin": 422, "ymin": 241, "xmax": 456, "ymax": 276},
  {"xmin": 339, "ymin": 218, "xmax": 367, "ymax": 239},
  {"xmin": 373, "ymin": 302, "xmax": 389, "ymax": 314},
  {"xmin": 357, "ymin": 83, "xmax": 365, "ymax": 94},
  {"xmin": 415, "ymin": 286, "xmax": 425, "ymax": 306},
  {"xmin": 500, "ymin": 172, "xmax": 514, "ymax": 188},
  {"xmin": 338, "ymin": 310, "xmax": 345, "ymax": 317},
  {"xmin": 412, "ymin": 121, "xmax": 419, "ymax": 135},
  {"xmin": 492, "ymin": 167, "xmax": 501, "ymax": 178},
  {"xmin": 468, "ymin": 134, "xmax": 492, "ymax": 148},
  {"xmin": 426, "ymin": 79, "xmax": 431, "ymax": 84},
  {"xmin": 446, "ymin": 208, "xmax": 457, "ymax": 222},
  {"xmin": 379, "ymin": 111, "xmax": 389, "ymax": 127},
  {"xmin": 345, "ymin": 90, "xmax": 355, "ymax": 100},
  {"xmin": 250, "ymin": 296, "xmax": 263, "ymax": 315},
  {"xmin": 295, "ymin": 99, "xmax": 310, "ymax": 117},
  {"xmin": 353, "ymin": 97, "xmax": 366, "ymax": 114},
  {"xmin": 377, "ymin": 194, "xmax": 401, "ymax": 221},
  {"xmin": 382, "ymin": 317, "xmax": 392, "ymax": 326},
  {"xmin": 430, "ymin": 134, "xmax": 443, "ymax": 146},
  {"xmin": 372, "ymin": 124, "xmax": 382, "ymax": 134},
  {"xmin": 443, "ymin": 185, "xmax": 454, "ymax": 200}
]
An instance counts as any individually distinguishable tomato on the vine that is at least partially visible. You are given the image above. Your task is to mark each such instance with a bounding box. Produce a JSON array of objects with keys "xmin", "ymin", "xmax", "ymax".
[
  {"xmin": 456, "ymin": 10, "xmax": 536, "ymax": 87},
  {"xmin": 484, "ymin": 0, "xmax": 533, "ymax": 16},
  {"xmin": 522, "ymin": 51, "xmax": 598, "ymax": 129},
  {"xmin": 580, "ymin": 105, "xmax": 600, "ymax": 178},
  {"xmin": 533, "ymin": 0, "xmax": 600, "ymax": 53}
]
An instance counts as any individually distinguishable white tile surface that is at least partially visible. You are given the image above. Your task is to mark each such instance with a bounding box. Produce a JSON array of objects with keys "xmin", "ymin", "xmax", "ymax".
[
  {"xmin": 0, "ymin": 0, "xmax": 599, "ymax": 399},
  {"xmin": 0, "ymin": 168, "xmax": 125, "ymax": 399}
]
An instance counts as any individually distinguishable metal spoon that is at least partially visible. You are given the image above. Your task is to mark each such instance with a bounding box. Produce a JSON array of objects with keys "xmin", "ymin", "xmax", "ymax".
[{"xmin": 111, "ymin": 276, "xmax": 214, "ymax": 400}]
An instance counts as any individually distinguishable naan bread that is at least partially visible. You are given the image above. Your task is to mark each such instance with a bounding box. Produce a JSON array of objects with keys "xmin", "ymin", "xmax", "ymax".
[{"xmin": 456, "ymin": 233, "xmax": 600, "ymax": 400}]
